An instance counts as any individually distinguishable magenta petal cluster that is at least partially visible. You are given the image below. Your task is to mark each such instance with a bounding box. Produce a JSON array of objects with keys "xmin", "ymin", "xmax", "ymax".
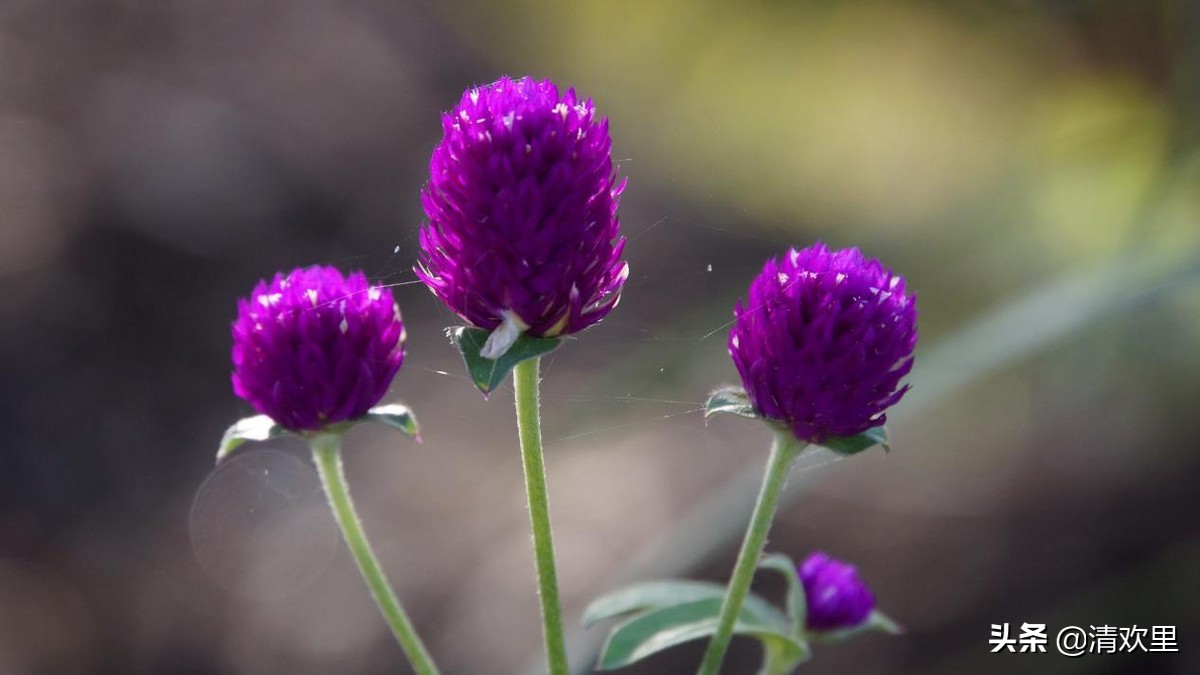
[
  {"xmin": 416, "ymin": 76, "xmax": 628, "ymax": 337},
  {"xmin": 728, "ymin": 243, "xmax": 917, "ymax": 443},
  {"xmin": 799, "ymin": 551, "xmax": 876, "ymax": 631},
  {"xmin": 231, "ymin": 266, "xmax": 406, "ymax": 432}
]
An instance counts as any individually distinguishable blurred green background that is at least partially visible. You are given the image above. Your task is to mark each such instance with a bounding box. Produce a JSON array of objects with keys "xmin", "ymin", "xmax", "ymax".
[{"xmin": 2, "ymin": 0, "xmax": 1198, "ymax": 673}]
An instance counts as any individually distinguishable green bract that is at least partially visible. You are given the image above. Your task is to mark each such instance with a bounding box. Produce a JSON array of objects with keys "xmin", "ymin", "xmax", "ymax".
[
  {"xmin": 704, "ymin": 386, "xmax": 891, "ymax": 456},
  {"xmin": 216, "ymin": 403, "xmax": 420, "ymax": 463},
  {"xmin": 449, "ymin": 326, "xmax": 562, "ymax": 396}
]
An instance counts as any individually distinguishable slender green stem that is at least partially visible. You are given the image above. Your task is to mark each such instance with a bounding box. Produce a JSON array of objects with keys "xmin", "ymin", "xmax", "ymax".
[
  {"xmin": 310, "ymin": 433, "xmax": 441, "ymax": 675},
  {"xmin": 512, "ymin": 356, "xmax": 569, "ymax": 675},
  {"xmin": 697, "ymin": 432, "xmax": 804, "ymax": 675}
]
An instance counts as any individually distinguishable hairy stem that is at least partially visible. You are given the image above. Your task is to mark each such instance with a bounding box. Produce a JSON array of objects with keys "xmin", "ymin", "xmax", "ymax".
[
  {"xmin": 311, "ymin": 433, "xmax": 441, "ymax": 675},
  {"xmin": 513, "ymin": 357, "xmax": 569, "ymax": 675},
  {"xmin": 697, "ymin": 433, "xmax": 804, "ymax": 675}
]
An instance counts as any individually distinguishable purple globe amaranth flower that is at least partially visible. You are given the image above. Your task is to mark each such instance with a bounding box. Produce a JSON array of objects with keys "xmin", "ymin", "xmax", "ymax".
[
  {"xmin": 728, "ymin": 243, "xmax": 917, "ymax": 444},
  {"xmin": 799, "ymin": 551, "xmax": 876, "ymax": 632},
  {"xmin": 416, "ymin": 76, "xmax": 628, "ymax": 347},
  {"xmin": 231, "ymin": 266, "xmax": 406, "ymax": 432}
]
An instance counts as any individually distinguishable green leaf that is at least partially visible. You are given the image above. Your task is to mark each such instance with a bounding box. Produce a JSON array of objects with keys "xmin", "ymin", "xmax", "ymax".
[
  {"xmin": 760, "ymin": 635, "xmax": 810, "ymax": 675},
  {"xmin": 818, "ymin": 426, "xmax": 889, "ymax": 456},
  {"xmin": 704, "ymin": 385, "xmax": 759, "ymax": 421},
  {"xmin": 363, "ymin": 404, "xmax": 420, "ymax": 440},
  {"xmin": 583, "ymin": 580, "xmax": 787, "ymax": 630},
  {"xmin": 808, "ymin": 609, "xmax": 903, "ymax": 643},
  {"xmin": 758, "ymin": 554, "xmax": 807, "ymax": 635},
  {"xmin": 449, "ymin": 326, "xmax": 561, "ymax": 396},
  {"xmin": 216, "ymin": 415, "xmax": 289, "ymax": 463},
  {"xmin": 869, "ymin": 610, "xmax": 903, "ymax": 635},
  {"xmin": 596, "ymin": 598, "xmax": 807, "ymax": 671}
]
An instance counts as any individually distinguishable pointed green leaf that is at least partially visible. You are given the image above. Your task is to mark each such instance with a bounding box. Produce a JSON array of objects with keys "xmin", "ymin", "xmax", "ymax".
[
  {"xmin": 364, "ymin": 404, "xmax": 420, "ymax": 440},
  {"xmin": 583, "ymin": 580, "xmax": 787, "ymax": 629},
  {"xmin": 217, "ymin": 415, "xmax": 289, "ymax": 463},
  {"xmin": 758, "ymin": 553, "xmax": 807, "ymax": 635},
  {"xmin": 868, "ymin": 610, "xmax": 903, "ymax": 635},
  {"xmin": 596, "ymin": 598, "xmax": 807, "ymax": 670},
  {"xmin": 760, "ymin": 635, "xmax": 811, "ymax": 675},
  {"xmin": 818, "ymin": 426, "xmax": 889, "ymax": 456},
  {"xmin": 704, "ymin": 385, "xmax": 759, "ymax": 421},
  {"xmin": 808, "ymin": 609, "xmax": 903, "ymax": 643},
  {"xmin": 449, "ymin": 326, "xmax": 561, "ymax": 396}
]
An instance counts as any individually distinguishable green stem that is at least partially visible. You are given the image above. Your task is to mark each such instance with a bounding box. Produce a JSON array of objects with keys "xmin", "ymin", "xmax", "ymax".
[
  {"xmin": 512, "ymin": 356, "xmax": 569, "ymax": 675},
  {"xmin": 697, "ymin": 432, "xmax": 804, "ymax": 675},
  {"xmin": 310, "ymin": 433, "xmax": 441, "ymax": 675}
]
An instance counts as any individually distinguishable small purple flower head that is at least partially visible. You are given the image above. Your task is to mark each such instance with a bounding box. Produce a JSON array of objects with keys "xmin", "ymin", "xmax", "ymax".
[
  {"xmin": 799, "ymin": 551, "xmax": 876, "ymax": 631},
  {"xmin": 728, "ymin": 243, "xmax": 917, "ymax": 443},
  {"xmin": 231, "ymin": 266, "xmax": 406, "ymax": 432},
  {"xmin": 417, "ymin": 76, "xmax": 628, "ymax": 339}
]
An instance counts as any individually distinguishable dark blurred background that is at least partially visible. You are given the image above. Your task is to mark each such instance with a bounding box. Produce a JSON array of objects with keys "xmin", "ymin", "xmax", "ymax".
[{"xmin": 2, "ymin": 0, "xmax": 1199, "ymax": 673}]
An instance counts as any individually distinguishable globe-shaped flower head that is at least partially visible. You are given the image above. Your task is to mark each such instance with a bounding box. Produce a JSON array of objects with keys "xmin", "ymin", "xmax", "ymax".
[
  {"xmin": 231, "ymin": 266, "xmax": 406, "ymax": 432},
  {"xmin": 417, "ymin": 76, "xmax": 628, "ymax": 349},
  {"xmin": 729, "ymin": 243, "xmax": 917, "ymax": 443},
  {"xmin": 799, "ymin": 551, "xmax": 877, "ymax": 631}
]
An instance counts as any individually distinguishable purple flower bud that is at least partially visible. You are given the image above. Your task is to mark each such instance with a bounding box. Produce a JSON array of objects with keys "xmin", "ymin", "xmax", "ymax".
[
  {"xmin": 231, "ymin": 266, "xmax": 406, "ymax": 432},
  {"xmin": 416, "ymin": 76, "xmax": 628, "ymax": 340},
  {"xmin": 799, "ymin": 551, "xmax": 876, "ymax": 631},
  {"xmin": 728, "ymin": 243, "xmax": 917, "ymax": 443}
]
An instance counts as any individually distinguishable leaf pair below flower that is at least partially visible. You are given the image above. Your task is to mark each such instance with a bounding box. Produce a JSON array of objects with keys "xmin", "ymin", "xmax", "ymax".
[
  {"xmin": 216, "ymin": 404, "xmax": 420, "ymax": 463},
  {"xmin": 583, "ymin": 579, "xmax": 807, "ymax": 673},
  {"xmin": 704, "ymin": 386, "xmax": 891, "ymax": 455}
]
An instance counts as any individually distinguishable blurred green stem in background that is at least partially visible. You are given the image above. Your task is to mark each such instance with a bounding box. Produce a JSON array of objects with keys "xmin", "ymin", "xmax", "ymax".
[
  {"xmin": 696, "ymin": 432, "xmax": 805, "ymax": 675},
  {"xmin": 514, "ymin": 356, "xmax": 570, "ymax": 675},
  {"xmin": 310, "ymin": 434, "xmax": 441, "ymax": 675}
]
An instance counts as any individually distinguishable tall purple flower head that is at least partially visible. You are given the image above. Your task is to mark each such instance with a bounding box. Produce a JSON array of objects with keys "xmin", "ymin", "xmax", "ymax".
[
  {"xmin": 231, "ymin": 266, "xmax": 406, "ymax": 432},
  {"xmin": 417, "ymin": 76, "xmax": 628, "ymax": 343},
  {"xmin": 728, "ymin": 243, "xmax": 917, "ymax": 444},
  {"xmin": 799, "ymin": 551, "xmax": 876, "ymax": 631}
]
